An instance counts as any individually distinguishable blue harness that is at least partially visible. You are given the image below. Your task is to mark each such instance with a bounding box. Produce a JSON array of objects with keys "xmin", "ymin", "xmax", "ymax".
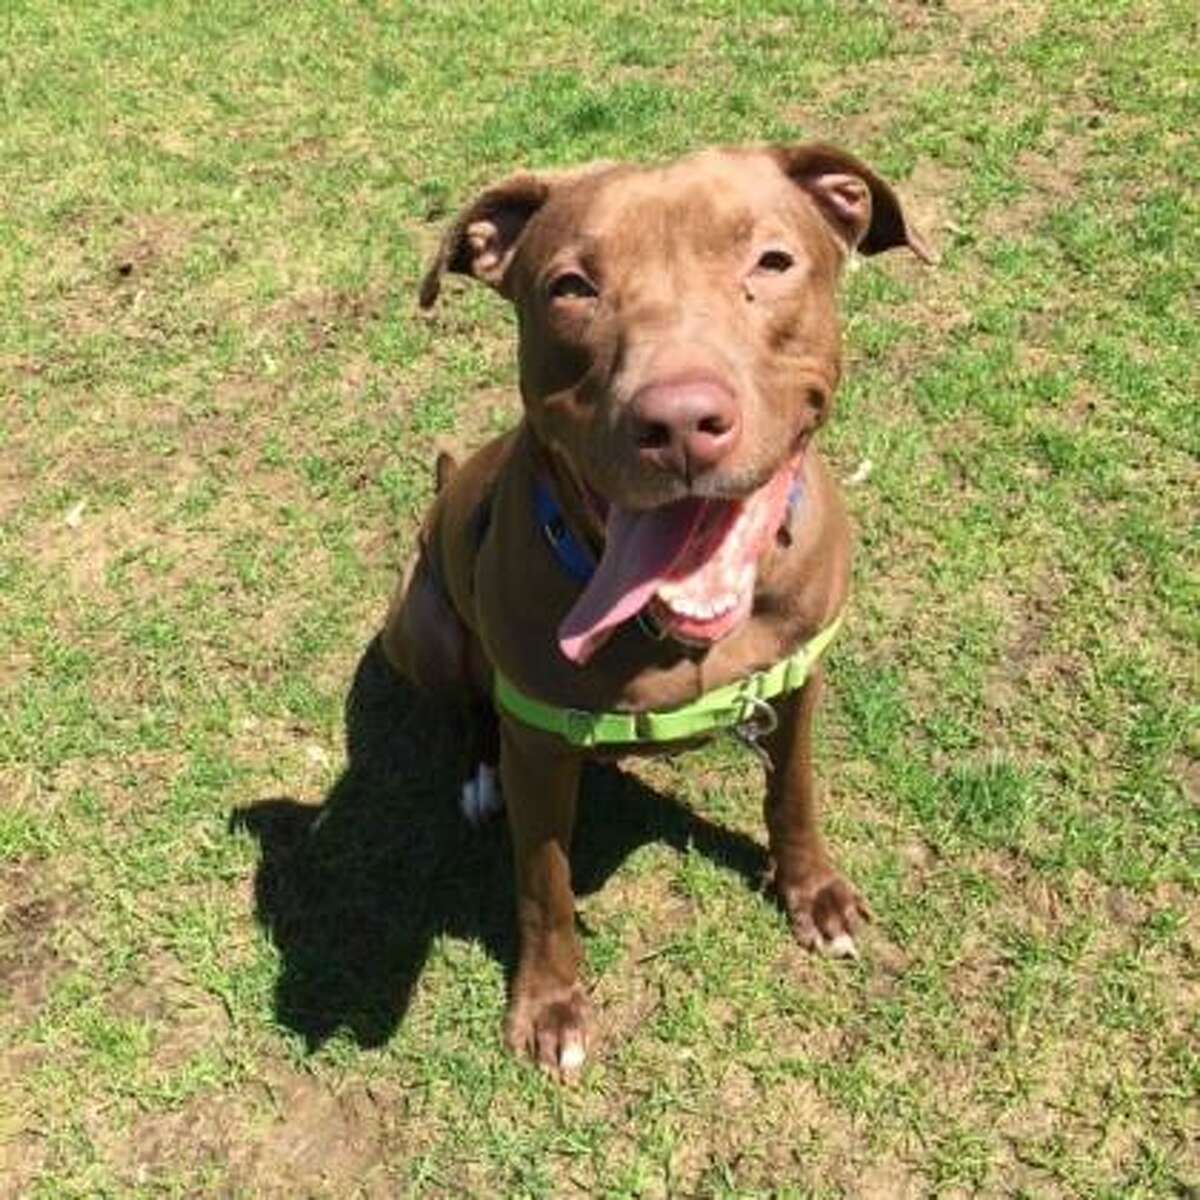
[{"xmin": 532, "ymin": 480, "xmax": 598, "ymax": 585}]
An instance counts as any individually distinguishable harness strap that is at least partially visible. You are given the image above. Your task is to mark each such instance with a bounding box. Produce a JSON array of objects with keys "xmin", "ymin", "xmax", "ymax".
[
  {"xmin": 494, "ymin": 611, "xmax": 843, "ymax": 748},
  {"xmin": 533, "ymin": 479, "xmax": 596, "ymax": 585}
]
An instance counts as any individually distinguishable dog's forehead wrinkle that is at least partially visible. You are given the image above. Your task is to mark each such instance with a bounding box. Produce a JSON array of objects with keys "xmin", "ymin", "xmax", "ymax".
[
  {"xmin": 516, "ymin": 150, "xmax": 814, "ymax": 282},
  {"xmin": 544, "ymin": 162, "xmax": 781, "ymax": 269},
  {"xmin": 619, "ymin": 187, "xmax": 752, "ymax": 252}
]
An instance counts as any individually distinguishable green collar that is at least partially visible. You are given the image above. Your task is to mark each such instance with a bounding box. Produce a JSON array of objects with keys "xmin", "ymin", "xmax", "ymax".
[{"xmin": 494, "ymin": 611, "xmax": 844, "ymax": 749}]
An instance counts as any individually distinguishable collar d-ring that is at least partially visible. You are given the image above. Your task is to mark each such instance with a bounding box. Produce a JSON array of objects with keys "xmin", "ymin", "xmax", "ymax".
[{"xmin": 736, "ymin": 693, "xmax": 779, "ymax": 740}]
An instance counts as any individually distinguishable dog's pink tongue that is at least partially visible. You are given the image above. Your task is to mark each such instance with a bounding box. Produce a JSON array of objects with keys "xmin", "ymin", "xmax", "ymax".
[{"xmin": 558, "ymin": 499, "xmax": 704, "ymax": 665}]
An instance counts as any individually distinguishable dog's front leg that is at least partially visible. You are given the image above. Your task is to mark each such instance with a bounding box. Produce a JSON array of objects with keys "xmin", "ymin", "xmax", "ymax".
[
  {"xmin": 763, "ymin": 668, "xmax": 871, "ymax": 958},
  {"xmin": 499, "ymin": 717, "xmax": 589, "ymax": 1077}
]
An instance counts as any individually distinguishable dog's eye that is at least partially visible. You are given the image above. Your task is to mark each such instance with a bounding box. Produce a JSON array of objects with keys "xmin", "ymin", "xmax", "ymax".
[
  {"xmin": 548, "ymin": 271, "xmax": 599, "ymax": 301},
  {"xmin": 756, "ymin": 249, "xmax": 794, "ymax": 274}
]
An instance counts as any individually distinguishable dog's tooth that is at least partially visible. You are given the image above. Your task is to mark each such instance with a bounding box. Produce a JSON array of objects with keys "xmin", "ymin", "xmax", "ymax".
[
  {"xmin": 661, "ymin": 590, "xmax": 748, "ymax": 622},
  {"xmin": 661, "ymin": 587, "xmax": 753, "ymax": 623}
]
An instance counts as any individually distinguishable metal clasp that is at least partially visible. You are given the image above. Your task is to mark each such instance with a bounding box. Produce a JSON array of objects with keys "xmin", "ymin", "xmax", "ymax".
[
  {"xmin": 564, "ymin": 708, "xmax": 598, "ymax": 747},
  {"xmin": 543, "ymin": 516, "xmax": 568, "ymax": 554},
  {"xmin": 732, "ymin": 694, "xmax": 778, "ymax": 769}
]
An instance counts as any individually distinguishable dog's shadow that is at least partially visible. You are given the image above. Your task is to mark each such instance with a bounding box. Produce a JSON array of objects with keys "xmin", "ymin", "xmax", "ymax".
[{"xmin": 232, "ymin": 638, "xmax": 767, "ymax": 1051}]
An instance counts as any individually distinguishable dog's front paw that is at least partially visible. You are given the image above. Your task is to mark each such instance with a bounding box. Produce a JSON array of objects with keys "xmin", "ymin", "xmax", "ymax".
[
  {"xmin": 504, "ymin": 979, "xmax": 590, "ymax": 1080},
  {"xmin": 777, "ymin": 864, "xmax": 871, "ymax": 958}
]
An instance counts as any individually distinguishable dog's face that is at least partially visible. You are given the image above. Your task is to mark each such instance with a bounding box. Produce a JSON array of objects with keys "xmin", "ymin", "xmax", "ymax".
[
  {"xmin": 422, "ymin": 145, "xmax": 929, "ymax": 662},
  {"xmin": 422, "ymin": 144, "xmax": 927, "ymax": 509}
]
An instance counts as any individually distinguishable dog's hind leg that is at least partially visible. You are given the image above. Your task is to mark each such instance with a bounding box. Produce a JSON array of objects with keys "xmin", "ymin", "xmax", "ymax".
[
  {"xmin": 460, "ymin": 697, "xmax": 502, "ymax": 826},
  {"xmin": 381, "ymin": 544, "xmax": 504, "ymax": 825},
  {"xmin": 381, "ymin": 544, "xmax": 467, "ymax": 697}
]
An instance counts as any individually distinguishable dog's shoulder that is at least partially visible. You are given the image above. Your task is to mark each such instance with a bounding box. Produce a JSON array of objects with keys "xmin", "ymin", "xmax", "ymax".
[{"xmin": 427, "ymin": 427, "xmax": 525, "ymax": 629}]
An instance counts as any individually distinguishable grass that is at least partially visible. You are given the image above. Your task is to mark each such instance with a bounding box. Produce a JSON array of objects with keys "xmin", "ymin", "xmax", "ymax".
[{"xmin": 2, "ymin": 0, "xmax": 1197, "ymax": 1195}]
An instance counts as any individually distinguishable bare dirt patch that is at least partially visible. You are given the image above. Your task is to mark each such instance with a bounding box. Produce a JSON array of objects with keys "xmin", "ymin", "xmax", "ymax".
[
  {"xmin": 882, "ymin": 158, "xmax": 970, "ymax": 323},
  {"xmin": 25, "ymin": 498, "xmax": 151, "ymax": 596},
  {"xmin": 45, "ymin": 753, "xmax": 184, "ymax": 826},
  {"xmin": 111, "ymin": 214, "xmax": 191, "ymax": 282},
  {"xmin": 117, "ymin": 1065, "xmax": 390, "ymax": 1196},
  {"xmin": 105, "ymin": 950, "xmax": 233, "ymax": 1073},
  {"xmin": 56, "ymin": 211, "xmax": 193, "ymax": 339},
  {"xmin": 983, "ymin": 140, "xmax": 1091, "ymax": 240},
  {"xmin": 265, "ymin": 285, "xmax": 387, "ymax": 353},
  {"xmin": 286, "ymin": 135, "xmax": 328, "ymax": 162},
  {"xmin": 0, "ymin": 1081, "xmax": 46, "ymax": 1200},
  {"xmin": 944, "ymin": 0, "xmax": 1046, "ymax": 47},
  {"xmin": 0, "ymin": 864, "xmax": 81, "ymax": 1021},
  {"xmin": 1000, "ymin": 568, "xmax": 1068, "ymax": 670},
  {"xmin": 443, "ymin": 384, "xmax": 520, "ymax": 450},
  {"xmin": 0, "ymin": 462, "xmax": 29, "ymax": 526}
]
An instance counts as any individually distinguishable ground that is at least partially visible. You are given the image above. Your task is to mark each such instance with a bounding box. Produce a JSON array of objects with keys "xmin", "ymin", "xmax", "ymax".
[{"xmin": 1, "ymin": 0, "xmax": 1197, "ymax": 1196}]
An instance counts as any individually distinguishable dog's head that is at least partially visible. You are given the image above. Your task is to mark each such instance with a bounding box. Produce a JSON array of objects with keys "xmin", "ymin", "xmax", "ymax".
[{"xmin": 422, "ymin": 145, "xmax": 930, "ymax": 663}]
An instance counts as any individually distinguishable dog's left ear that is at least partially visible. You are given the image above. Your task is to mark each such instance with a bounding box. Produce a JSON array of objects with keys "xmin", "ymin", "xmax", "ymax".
[{"xmin": 774, "ymin": 143, "xmax": 935, "ymax": 264}]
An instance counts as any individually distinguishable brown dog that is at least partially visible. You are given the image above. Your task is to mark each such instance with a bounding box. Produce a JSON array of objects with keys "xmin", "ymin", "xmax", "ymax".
[{"xmin": 382, "ymin": 144, "xmax": 930, "ymax": 1076}]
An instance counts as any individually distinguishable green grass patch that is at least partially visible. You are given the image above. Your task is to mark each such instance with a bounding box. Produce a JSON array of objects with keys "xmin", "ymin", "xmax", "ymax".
[{"xmin": 2, "ymin": 0, "xmax": 1196, "ymax": 1195}]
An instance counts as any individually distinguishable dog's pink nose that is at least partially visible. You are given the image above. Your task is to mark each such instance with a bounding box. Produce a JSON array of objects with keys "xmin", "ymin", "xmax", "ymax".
[{"xmin": 629, "ymin": 379, "xmax": 741, "ymax": 478}]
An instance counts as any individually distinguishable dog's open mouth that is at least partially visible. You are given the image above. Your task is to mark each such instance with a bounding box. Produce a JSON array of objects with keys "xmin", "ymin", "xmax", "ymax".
[{"xmin": 558, "ymin": 457, "xmax": 799, "ymax": 664}]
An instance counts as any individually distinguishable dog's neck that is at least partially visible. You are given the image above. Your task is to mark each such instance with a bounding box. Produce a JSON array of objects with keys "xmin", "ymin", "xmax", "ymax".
[{"xmin": 530, "ymin": 431, "xmax": 609, "ymax": 556}]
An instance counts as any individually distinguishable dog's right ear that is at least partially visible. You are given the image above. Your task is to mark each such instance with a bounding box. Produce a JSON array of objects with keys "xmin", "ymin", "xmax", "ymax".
[
  {"xmin": 419, "ymin": 164, "xmax": 615, "ymax": 308},
  {"xmin": 418, "ymin": 173, "xmax": 552, "ymax": 308}
]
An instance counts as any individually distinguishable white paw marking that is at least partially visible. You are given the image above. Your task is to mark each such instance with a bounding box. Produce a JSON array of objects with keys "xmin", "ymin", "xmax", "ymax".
[
  {"xmin": 825, "ymin": 932, "xmax": 859, "ymax": 960},
  {"xmin": 459, "ymin": 764, "xmax": 501, "ymax": 825},
  {"xmin": 559, "ymin": 1039, "xmax": 586, "ymax": 1071},
  {"xmin": 845, "ymin": 458, "xmax": 873, "ymax": 487},
  {"xmin": 460, "ymin": 777, "xmax": 479, "ymax": 823}
]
